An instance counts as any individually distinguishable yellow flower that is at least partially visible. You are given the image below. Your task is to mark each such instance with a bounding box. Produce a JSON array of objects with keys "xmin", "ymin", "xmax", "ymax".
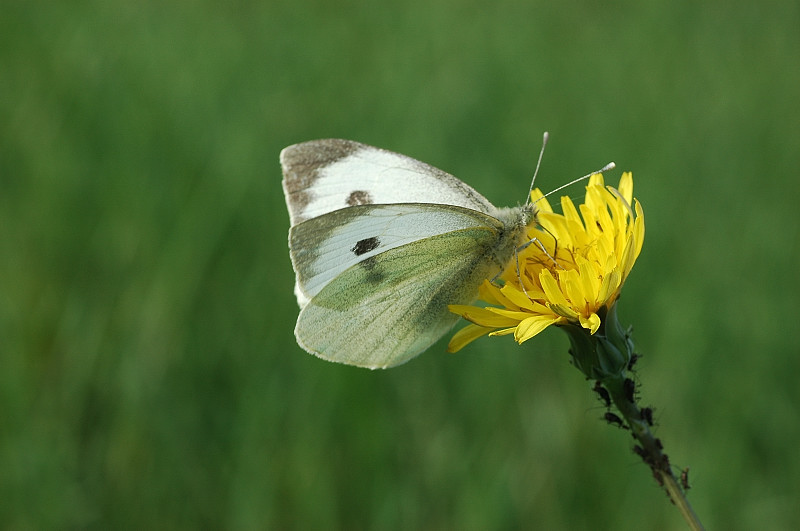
[{"xmin": 448, "ymin": 172, "xmax": 644, "ymax": 352}]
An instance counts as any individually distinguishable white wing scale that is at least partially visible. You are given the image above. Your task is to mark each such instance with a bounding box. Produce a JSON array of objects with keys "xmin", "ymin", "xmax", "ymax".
[{"xmin": 281, "ymin": 139, "xmax": 499, "ymax": 224}]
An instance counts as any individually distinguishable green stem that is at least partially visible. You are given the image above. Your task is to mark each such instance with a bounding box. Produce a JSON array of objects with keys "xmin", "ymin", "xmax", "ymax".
[
  {"xmin": 603, "ymin": 375, "xmax": 705, "ymax": 531},
  {"xmin": 563, "ymin": 304, "xmax": 705, "ymax": 529},
  {"xmin": 662, "ymin": 469, "xmax": 704, "ymax": 531}
]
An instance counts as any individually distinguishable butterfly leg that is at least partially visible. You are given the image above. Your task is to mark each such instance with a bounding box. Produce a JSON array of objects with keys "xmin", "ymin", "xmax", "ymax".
[
  {"xmin": 516, "ymin": 234, "xmax": 563, "ymax": 270},
  {"xmin": 512, "ymin": 236, "xmax": 559, "ymax": 298},
  {"xmin": 513, "ymin": 246, "xmax": 531, "ymax": 298},
  {"xmin": 490, "ymin": 228, "xmax": 562, "ymax": 297},
  {"xmin": 536, "ymin": 223, "xmax": 560, "ymax": 263}
]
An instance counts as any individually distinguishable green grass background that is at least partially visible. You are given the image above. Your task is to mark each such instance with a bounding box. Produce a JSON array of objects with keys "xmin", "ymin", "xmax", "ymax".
[{"xmin": 2, "ymin": 1, "xmax": 799, "ymax": 529}]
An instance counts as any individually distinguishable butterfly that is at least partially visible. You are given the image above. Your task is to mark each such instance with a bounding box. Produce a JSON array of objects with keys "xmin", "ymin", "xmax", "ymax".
[{"xmin": 281, "ymin": 137, "xmax": 605, "ymax": 369}]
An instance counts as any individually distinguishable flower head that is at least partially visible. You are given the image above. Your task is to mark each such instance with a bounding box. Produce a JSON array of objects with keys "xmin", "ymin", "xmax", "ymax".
[{"xmin": 448, "ymin": 172, "xmax": 644, "ymax": 352}]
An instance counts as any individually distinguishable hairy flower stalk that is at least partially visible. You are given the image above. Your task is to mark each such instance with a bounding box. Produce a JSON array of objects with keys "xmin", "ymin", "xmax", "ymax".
[{"xmin": 449, "ymin": 173, "xmax": 704, "ymax": 530}]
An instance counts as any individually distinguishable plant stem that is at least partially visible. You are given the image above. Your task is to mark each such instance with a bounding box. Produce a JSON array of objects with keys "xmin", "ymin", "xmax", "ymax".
[
  {"xmin": 602, "ymin": 374, "xmax": 705, "ymax": 531},
  {"xmin": 660, "ymin": 468, "xmax": 705, "ymax": 531}
]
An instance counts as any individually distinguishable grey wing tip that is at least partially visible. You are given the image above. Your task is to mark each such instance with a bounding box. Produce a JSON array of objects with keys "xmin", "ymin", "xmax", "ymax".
[{"xmin": 280, "ymin": 139, "xmax": 367, "ymax": 170}]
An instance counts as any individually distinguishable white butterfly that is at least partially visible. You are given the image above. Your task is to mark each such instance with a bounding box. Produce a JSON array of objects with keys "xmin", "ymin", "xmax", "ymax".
[{"xmin": 281, "ymin": 138, "xmax": 602, "ymax": 369}]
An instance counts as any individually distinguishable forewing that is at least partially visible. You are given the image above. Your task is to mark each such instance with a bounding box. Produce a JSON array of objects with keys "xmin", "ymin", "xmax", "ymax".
[
  {"xmin": 290, "ymin": 203, "xmax": 504, "ymax": 304},
  {"xmin": 295, "ymin": 228, "xmax": 504, "ymax": 368},
  {"xmin": 281, "ymin": 139, "xmax": 498, "ymax": 225}
]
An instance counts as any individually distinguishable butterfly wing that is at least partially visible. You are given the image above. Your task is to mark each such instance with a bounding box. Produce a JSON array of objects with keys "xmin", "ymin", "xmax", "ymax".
[
  {"xmin": 290, "ymin": 203, "xmax": 506, "ymax": 304},
  {"xmin": 281, "ymin": 139, "xmax": 499, "ymax": 225},
  {"xmin": 281, "ymin": 140, "xmax": 531, "ymax": 367},
  {"xmin": 293, "ymin": 207, "xmax": 508, "ymax": 368}
]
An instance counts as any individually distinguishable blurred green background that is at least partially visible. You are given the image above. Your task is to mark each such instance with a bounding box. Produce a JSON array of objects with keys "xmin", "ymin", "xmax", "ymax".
[{"xmin": 2, "ymin": 0, "xmax": 799, "ymax": 529}]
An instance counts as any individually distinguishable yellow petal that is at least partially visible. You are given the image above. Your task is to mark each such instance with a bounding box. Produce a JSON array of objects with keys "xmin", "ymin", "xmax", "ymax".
[
  {"xmin": 490, "ymin": 284, "xmax": 524, "ymax": 310},
  {"xmin": 618, "ymin": 172, "xmax": 633, "ymax": 204},
  {"xmin": 633, "ymin": 201, "xmax": 645, "ymax": 257},
  {"xmin": 579, "ymin": 312, "xmax": 601, "ymax": 334},
  {"xmin": 449, "ymin": 305, "xmax": 522, "ymax": 327},
  {"xmin": 500, "ymin": 284, "xmax": 541, "ymax": 310},
  {"xmin": 448, "ymin": 324, "xmax": 493, "ymax": 352},
  {"xmin": 562, "ymin": 269, "xmax": 587, "ymax": 309},
  {"xmin": 448, "ymin": 304, "xmax": 487, "ymax": 317},
  {"xmin": 477, "ymin": 281, "xmax": 504, "ymax": 305},
  {"xmin": 577, "ymin": 258, "xmax": 600, "ymax": 305},
  {"xmin": 485, "ymin": 307, "xmax": 536, "ymax": 321},
  {"xmin": 489, "ymin": 327, "xmax": 519, "ymax": 337},
  {"xmin": 548, "ymin": 303, "xmax": 581, "ymax": 320},
  {"xmin": 514, "ymin": 316, "xmax": 561, "ymax": 343},
  {"xmin": 578, "ymin": 203, "xmax": 600, "ymax": 239},
  {"xmin": 489, "ymin": 306, "xmax": 552, "ymax": 320},
  {"xmin": 560, "ymin": 195, "xmax": 581, "ymax": 224},
  {"xmin": 598, "ymin": 270, "xmax": 621, "ymax": 304},
  {"xmin": 530, "ymin": 189, "xmax": 553, "ymax": 213},
  {"xmin": 589, "ymin": 173, "xmax": 604, "ymax": 187},
  {"xmin": 540, "ymin": 269, "xmax": 570, "ymax": 307}
]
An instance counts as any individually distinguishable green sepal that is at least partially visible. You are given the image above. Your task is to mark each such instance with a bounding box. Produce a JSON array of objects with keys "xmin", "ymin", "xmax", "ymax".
[{"xmin": 562, "ymin": 303, "xmax": 632, "ymax": 381}]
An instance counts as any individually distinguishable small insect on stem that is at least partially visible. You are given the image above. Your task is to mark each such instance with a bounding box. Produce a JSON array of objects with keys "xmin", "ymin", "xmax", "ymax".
[
  {"xmin": 633, "ymin": 444, "xmax": 648, "ymax": 462},
  {"xmin": 593, "ymin": 381, "xmax": 611, "ymax": 408},
  {"xmin": 623, "ymin": 377, "xmax": 636, "ymax": 403},
  {"xmin": 640, "ymin": 406, "xmax": 654, "ymax": 426},
  {"xmin": 680, "ymin": 467, "xmax": 691, "ymax": 490},
  {"xmin": 604, "ymin": 412, "xmax": 627, "ymax": 429}
]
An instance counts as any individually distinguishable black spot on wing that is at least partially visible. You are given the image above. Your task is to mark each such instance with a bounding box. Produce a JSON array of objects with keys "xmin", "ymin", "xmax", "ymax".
[
  {"xmin": 352, "ymin": 236, "xmax": 380, "ymax": 256},
  {"xmin": 346, "ymin": 190, "xmax": 373, "ymax": 206}
]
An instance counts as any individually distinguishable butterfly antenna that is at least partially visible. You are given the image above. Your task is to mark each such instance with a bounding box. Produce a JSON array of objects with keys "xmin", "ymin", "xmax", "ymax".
[
  {"xmin": 525, "ymin": 132, "xmax": 550, "ymax": 206},
  {"xmin": 532, "ymin": 161, "xmax": 616, "ymax": 206}
]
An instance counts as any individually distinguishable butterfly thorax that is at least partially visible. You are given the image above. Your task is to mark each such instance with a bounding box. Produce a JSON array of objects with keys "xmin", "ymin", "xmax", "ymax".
[{"xmin": 489, "ymin": 203, "xmax": 537, "ymax": 275}]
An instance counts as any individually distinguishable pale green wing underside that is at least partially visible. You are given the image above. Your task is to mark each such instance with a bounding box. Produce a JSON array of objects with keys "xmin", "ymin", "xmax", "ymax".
[
  {"xmin": 295, "ymin": 228, "xmax": 505, "ymax": 369},
  {"xmin": 290, "ymin": 203, "xmax": 504, "ymax": 303}
]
